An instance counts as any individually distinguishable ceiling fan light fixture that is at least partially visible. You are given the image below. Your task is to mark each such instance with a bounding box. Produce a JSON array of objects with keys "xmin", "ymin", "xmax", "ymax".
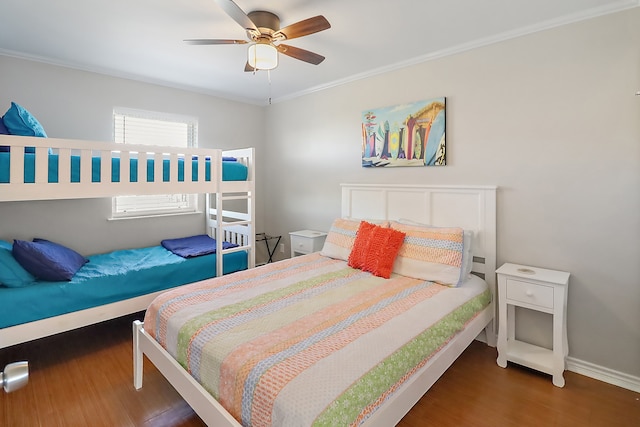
[
  {"xmin": 247, "ymin": 42, "xmax": 278, "ymax": 70},
  {"xmin": 187, "ymin": 1, "xmax": 330, "ymax": 72}
]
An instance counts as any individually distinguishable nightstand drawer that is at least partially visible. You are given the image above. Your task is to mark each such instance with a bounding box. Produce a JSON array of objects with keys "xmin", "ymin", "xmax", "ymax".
[
  {"xmin": 289, "ymin": 230, "xmax": 327, "ymax": 257},
  {"xmin": 506, "ymin": 279, "xmax": 554, "ymax": 309},
  {"xmin": 291, "ymin": 234, "xmax": 314, "ymax": 253}
]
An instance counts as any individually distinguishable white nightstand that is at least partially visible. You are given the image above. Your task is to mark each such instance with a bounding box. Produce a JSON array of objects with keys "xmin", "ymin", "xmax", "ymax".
[
  {"xmin": 289, "ymin": 230, "xmax": 327, "ymax": 257},
  {"xmin": 496, "ymin": 263, "xmax": 570, "ymax": 387}
]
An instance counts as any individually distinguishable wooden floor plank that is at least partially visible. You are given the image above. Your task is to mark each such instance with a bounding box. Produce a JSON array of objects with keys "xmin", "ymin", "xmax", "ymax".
[{"xmin": 1, "ymin": 313, "xmax": 638, "ymax": 426}]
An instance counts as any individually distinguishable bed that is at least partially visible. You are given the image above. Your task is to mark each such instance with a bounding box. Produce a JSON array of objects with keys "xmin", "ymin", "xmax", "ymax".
[
  {"xmin": 0, "ymin": 243, "xmax": 248, "ymax": 327},
  {"xmin": 133, "ymin": 183, "xmax": 497, "ymax": 426},
  {"xmin": 0, "ymin": 134, "xmax": 256, "ymax": 349}
]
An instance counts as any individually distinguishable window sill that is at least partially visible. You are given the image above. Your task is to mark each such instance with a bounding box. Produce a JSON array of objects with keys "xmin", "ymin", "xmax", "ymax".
[{"xmin": 108, "ymin": 211, "xmax": 203, "ymax": 221}]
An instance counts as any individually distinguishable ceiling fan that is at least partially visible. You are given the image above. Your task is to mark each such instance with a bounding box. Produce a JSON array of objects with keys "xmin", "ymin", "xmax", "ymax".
[{"xmin": 185, "ymin": 0, "xmax": 331, "ymax": 72}]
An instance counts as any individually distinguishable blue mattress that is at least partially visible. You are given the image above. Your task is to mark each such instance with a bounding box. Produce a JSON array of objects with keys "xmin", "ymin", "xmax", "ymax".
[
  {"xmin": 0, "ymin": 152, "xmax": 248, "ymax": 184},
  {"xmin": 0, "ymin": 245, "xmax": 247, "ymax": 329}
]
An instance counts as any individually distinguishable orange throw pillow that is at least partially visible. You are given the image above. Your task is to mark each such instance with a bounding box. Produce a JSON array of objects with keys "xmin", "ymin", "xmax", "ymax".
[
  {"xmin": 348, "ymin": 221, "xmax": 406, "ymax": 279},
  {"xmin": 348, "ymin": 221, "xmax": 377, "ymax": 269}
]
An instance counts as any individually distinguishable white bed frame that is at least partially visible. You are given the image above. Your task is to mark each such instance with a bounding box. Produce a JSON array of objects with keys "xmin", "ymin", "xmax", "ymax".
[
  {"xmin": 132, "ymin": 183, "xmax": 497, "ymax": 427},
  {"xmin": 0, "ymin": 134, "xmax": 255, "ymax": 349}
]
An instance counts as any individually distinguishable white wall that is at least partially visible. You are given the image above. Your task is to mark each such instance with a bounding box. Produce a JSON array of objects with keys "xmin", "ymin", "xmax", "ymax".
[
  {"xmin": 0, "ymin": 56, "xmax": 266, "ymax": 255},
  {"xmin": 264, "ymin": 9, "xmax": 640, "ymax": 379}
]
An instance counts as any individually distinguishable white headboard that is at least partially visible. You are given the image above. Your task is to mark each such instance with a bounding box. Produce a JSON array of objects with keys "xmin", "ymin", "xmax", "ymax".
[{"xmin": 341, "ymin": 183, "xmax": 497, "ymax": 288}]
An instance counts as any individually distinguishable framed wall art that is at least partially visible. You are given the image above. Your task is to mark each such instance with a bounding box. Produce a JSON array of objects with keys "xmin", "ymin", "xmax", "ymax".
[{"xmin": 361, "ymin": 97, "xmax": 446, "ymax": 167}]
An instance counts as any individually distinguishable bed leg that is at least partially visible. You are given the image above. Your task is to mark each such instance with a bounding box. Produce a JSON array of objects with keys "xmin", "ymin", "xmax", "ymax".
[
  {"xmin": 133, "ymin": 320, "xmax": 144, "ymax": 390},
  {"xmin": 484, "ymin": 319, "xmax": 497, "ymax": 347}
]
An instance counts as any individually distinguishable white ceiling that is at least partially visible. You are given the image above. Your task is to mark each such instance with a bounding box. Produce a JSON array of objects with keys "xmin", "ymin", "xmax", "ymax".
[{"xmin": 1, "ymin": 0, "xmax": 637, "ymax": 105}]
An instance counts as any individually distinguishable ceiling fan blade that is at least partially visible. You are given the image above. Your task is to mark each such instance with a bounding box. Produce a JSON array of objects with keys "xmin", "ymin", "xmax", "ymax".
[
  {"xmin": 184, "ymin": 39, "xmax": 247, "ymax": 45},
  {"xmin": 214, "ymin": 0, "xmax": 259, "ymax": 34},
  {"xmin": 277, "ymin": 44, "xmax": 325, "ymax": 65},
  {"xmin": 273, "ymin": 16, "xmax": 331, "ymax": 41}
]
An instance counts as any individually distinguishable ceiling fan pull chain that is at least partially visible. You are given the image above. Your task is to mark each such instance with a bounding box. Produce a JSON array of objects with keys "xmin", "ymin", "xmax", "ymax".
[
  {"xmin": 252, "ymin": 46, "xmax": 258, "ymax": 75},
  {"xmin": 268, "ymin": 69, "xmax": 272, "ymax": 105}
]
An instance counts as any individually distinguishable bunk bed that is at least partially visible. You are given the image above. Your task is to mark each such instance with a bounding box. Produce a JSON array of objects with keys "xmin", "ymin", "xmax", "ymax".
[
  {"xmin": 0, "ymin": 134, "xmax": 255, "ymax": 349},
  {"xmin": 133, "ymin": 183, "xmax": 497, "ymax": 427}
]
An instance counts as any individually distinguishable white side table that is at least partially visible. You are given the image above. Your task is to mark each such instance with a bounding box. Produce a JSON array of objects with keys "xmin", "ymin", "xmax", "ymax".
[
  {"xmin": 496, "ymin": 263, "xmax": 570, "ymax": 387},
  {"xmin": 289, "ymin": 230, "xmax": 327, "ymax": 257}
]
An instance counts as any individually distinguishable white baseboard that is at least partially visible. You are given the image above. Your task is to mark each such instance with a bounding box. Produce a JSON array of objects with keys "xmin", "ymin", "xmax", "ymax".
[
  {"xmin": 566, "ymin": 357, "xmax": 640, "ymax": 393},
  {"xmin": 476, "ymin": 335, "xmax": 639, "ymax": 393},
  {"xmin": 476, "ymin": 334, "xmax": 640, "ymax": 393}
]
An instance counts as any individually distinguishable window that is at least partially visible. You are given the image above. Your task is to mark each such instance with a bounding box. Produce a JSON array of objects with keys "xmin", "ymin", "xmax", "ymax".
[{"xmin": 112, "ymin": 108, "xmax": 198, "ymax": 218}]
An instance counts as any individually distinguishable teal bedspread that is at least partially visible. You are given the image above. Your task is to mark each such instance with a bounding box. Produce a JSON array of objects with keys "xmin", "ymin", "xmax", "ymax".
[
  {"xmin": 0, "ymin": 153, "xmax": 248, "ymax": 183},
  {"xmin": 0, "ymin": 245, "xmax": 247, "ymax": 329}
]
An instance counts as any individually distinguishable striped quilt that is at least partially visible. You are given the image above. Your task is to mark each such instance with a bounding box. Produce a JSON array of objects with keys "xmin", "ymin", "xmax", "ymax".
[{"xmin": 144, "ymin": 253, "xmax": 490, "ymax": 427}]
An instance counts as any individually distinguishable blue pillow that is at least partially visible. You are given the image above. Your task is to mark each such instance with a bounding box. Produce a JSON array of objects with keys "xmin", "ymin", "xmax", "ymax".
[
  {"xmin": 13, "ymin": 238, "xmax": 88, "ymax": 282},
  {"xmin": 0, "ymin": 117, "xmax": 8, "ymax": 153},
  {"xmin": 3, "ymin": 102, "xmax": 47, "ymax": 138},
  {"xmin": 0, "ymin": 117, "xmax": 9, "ymax": 134},
  {"xmin": 0, "ymin": 240, "xmax": 36, "ymax": 287}
]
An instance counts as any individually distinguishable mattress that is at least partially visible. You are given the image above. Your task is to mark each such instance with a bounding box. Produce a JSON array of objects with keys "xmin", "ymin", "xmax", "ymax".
[
  {"xmin": 0, "ymin": 152, "xmax": 248, "ymax": 184},
  {"xmin": 145, "ymin": 252, "xmax": 490, "ymax": 427},
  {"xmin": 0, "ymin": 245, "xmax": 247, "ymax": 329}
]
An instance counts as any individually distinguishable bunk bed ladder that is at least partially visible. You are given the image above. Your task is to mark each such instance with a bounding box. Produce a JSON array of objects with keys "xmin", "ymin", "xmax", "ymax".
[{"xmin": 206, "ymin": 190, "xmax": 255, "ymax": 277}]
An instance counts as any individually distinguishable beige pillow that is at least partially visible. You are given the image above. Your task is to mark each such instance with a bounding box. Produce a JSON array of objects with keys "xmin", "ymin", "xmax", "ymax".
[
  {"xmin": 320, "ymin": 218, "xmax": 389, "ymax": 261},
  {"xmin": 390, "ymin": 221, "xmax": 466, "ymax": 286}
]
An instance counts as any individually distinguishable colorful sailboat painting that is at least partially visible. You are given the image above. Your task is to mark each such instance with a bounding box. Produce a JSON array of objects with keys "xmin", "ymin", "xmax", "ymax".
[{"xmin": 361, "ymin": 97, "xmax": 446, "ymax": 167}]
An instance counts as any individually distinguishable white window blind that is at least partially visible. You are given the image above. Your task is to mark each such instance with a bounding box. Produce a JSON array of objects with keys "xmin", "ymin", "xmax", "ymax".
[{"xmin": 112, "ymin": 108, "xmax": 198, "ymax": 218}]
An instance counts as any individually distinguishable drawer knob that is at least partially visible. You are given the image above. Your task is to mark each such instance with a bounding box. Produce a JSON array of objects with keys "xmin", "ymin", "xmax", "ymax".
[{"xmin": 525, "ymin": 290, "xmax": 534, "ymax": 297}]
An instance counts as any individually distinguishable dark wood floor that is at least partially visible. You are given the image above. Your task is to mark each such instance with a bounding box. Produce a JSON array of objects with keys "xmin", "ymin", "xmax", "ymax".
[{"xmin": 1, "ymin": 313, "xmax": 638, "ymax": 426}]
